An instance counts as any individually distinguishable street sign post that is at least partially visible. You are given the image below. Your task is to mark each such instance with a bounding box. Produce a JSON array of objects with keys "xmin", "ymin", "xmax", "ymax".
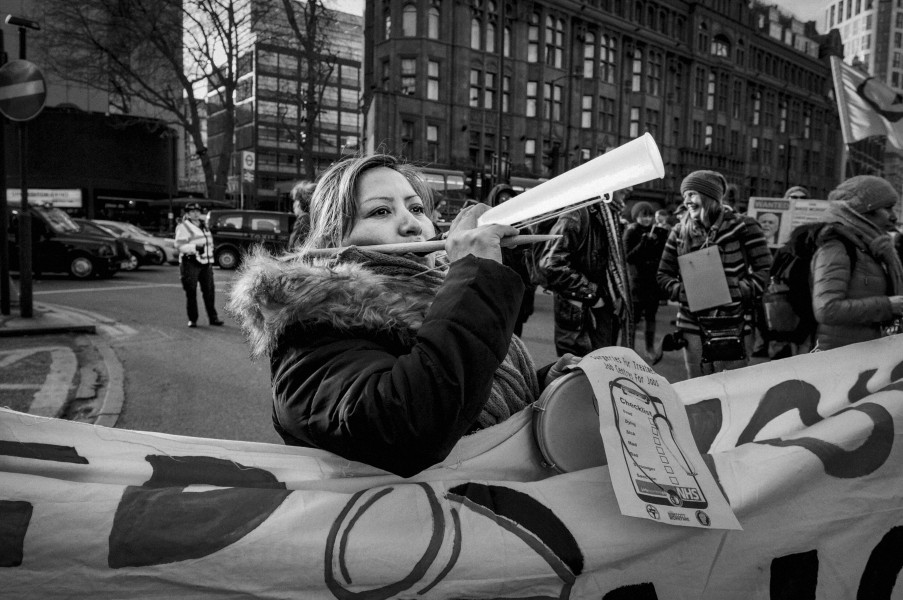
[
  {"xmin": 0, "ymin": 59, "xmax": 46, "ymax": 122},
  {"xmin": 0, "ymin": 59, "xmax": 47, "ymax": 318}
]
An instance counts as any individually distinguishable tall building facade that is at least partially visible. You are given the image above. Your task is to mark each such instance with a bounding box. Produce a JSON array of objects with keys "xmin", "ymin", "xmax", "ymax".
[
  {"xmin": 364, "ymin": 0, "xmax": 845, "ymax": 209},
  {"xmin": 206, "ymin": 5, "xmax": 364, "ymax": 211}
]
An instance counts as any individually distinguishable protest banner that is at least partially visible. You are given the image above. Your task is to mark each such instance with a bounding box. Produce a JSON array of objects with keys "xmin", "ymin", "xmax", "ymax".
[{"xmin": 2, "ymin": 335, "xmax": 903, "ymax": 598}]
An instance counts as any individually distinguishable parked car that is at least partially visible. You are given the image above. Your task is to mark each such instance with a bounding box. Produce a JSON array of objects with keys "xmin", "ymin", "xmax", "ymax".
[
  {"xmin": 93, "ymin": 219, "xmax": 178, "ymax": 265},
  {"xmin": 5, "ymin": 205, "xmax": 132, "ymax": 279},
  {"xmin": 75, "ymin": 219, "xmax": 156, "ymax": 271},
  {"xmin": 205, "ymin": 209, "xmax": 295, "ymax": 269}
]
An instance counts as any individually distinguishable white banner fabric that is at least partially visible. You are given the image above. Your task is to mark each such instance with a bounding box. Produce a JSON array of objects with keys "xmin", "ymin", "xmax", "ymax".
[{"xmin": 2, "ymin": 335, "xmax": 903, "ymax": 599}]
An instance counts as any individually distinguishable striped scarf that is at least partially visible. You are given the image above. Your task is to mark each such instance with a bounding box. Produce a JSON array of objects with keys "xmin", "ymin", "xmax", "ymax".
[{"xmin": 596, "ymin": 202, "xmax": 635, "ymax": 348}]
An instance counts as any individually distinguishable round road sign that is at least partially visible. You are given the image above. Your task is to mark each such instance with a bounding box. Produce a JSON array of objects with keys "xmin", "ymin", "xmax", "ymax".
[{"xmin": 0, "ymin": 59, "xmax": 47, "ymax": 122}]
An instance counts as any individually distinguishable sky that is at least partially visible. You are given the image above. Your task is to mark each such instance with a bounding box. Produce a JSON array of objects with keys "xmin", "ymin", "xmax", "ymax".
[{"xmin": 771, "ymin": 0, "xmax": 825, "ymax": 25}]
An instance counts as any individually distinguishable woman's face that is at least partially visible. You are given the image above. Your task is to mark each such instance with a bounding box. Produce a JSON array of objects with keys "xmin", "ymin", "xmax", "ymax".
[
  {"xmin": 342, "ymin": 167, "xmax": 436, "ymax": 247},
  {"xmin": 863, "ymin": 206, "xmax": 898, "ymax": 232},
  {"xmin": 636, "ymin": 212, "xmax": 653, "ymax": 226},
  {"xmin": 682, "ymin": 190, "xmax": 716, "ymax": 222}
]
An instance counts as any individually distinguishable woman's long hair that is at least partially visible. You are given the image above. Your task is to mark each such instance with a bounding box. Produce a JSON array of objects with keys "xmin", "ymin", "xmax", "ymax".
[{"xmin": 300, "ymin": 154, "xmax": 434, "ymax": 253}]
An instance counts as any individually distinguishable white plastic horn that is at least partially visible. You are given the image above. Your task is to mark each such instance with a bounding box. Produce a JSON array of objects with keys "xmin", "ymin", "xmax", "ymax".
[{"xmin": 477, "ymin": 132, "xmax": 665, "ymax": 228}]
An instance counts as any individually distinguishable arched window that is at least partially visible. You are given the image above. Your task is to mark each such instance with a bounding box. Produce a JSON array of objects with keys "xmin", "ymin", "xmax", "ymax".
[
  {"xmin": 487, "ymin": 21, "xmax": 496, "ymax": 52},
  {"xmin": 428, "ymin": 5, "xmax": 440, "ymax": 39},
  {"xmin": 471, "ymin": 17, "xmax": 481, "ymax": 50},
  {"xmin": 402, "ymin": 3, "xmax": 417, "ymax": 37},
  {"xmin": 711, "ymin": 34, "xmax": 730, "ymax": 57}
]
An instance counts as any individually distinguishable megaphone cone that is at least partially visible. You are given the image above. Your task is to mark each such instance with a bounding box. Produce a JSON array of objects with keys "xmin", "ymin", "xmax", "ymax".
[{"xmin": 478, "ymin": 133, "xmax": 665, "ymax": 227}]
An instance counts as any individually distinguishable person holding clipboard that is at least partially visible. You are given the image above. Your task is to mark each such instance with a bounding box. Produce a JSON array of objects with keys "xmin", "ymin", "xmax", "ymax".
[{"xmin": 656, "ymin": 170, "xmax": 772, "ymax": 378}]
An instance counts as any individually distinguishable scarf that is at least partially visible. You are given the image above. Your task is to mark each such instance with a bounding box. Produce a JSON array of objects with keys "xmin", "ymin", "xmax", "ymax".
[
  {"xmin": 823, "ymin": 203, "xmax": 903, "ymax": 296},
  {"xmin": 336, "ymin": 248, "xmax": 540, "ymax": 429},
  {"xmin": 595, "ymin": 202, "xmax": 634, "ymax": 348}
]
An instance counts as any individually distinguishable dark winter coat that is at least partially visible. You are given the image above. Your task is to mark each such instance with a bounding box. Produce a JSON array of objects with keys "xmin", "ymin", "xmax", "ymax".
[
  {"xmin": 228, "ymin": 251, "xmax": 527, "ymax": 477},
  {"xmin": 811, "ymin": 224, "xmax": 898, "ymax": 350},
  {"xmin": 623, "ymin": 221, "xmax": 668, "ymax": 301}
]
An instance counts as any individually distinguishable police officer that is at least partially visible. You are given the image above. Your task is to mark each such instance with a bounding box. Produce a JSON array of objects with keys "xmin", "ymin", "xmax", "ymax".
[{"xmin": 175, "ymin": 202, "xmax": 224, "ymax": 328}]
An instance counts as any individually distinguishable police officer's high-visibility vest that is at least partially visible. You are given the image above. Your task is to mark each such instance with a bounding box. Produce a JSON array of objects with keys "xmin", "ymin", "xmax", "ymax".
[{"xmin": 174, "ymin": 219, "xmax": 214, "ymax": 265}]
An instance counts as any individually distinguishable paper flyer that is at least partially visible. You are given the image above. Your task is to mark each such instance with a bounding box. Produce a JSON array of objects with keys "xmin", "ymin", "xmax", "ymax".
[{"xmin": 578, "ymin": 347, "xmax": 742, "ymax": 530}]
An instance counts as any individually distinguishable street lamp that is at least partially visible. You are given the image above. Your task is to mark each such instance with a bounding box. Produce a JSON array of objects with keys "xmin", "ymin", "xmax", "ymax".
[{"xmin": 544, "ymin": 72, "xmax": 582, "ymax": 177}]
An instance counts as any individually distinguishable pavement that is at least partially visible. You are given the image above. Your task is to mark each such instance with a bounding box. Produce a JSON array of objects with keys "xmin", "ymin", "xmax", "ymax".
[{"xmin": 0, "ymin": 300, "xmax": 125, "ymax": 427}]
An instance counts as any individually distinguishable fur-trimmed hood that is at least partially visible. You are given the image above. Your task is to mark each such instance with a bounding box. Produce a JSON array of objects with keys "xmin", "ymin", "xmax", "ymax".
[{"xmin": 227, "ymin": 248, "xmax": 444, "ymax": 359}]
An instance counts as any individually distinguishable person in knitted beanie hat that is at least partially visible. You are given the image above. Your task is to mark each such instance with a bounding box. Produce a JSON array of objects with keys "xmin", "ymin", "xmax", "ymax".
[
  {"xmin": 784, "ymin": 185, "xmax": 810, "ymax": 199},
  {"xmin": 680, "ymin": 170, "xmax": 727, "ymax": 227},
  {"xmin": 828, "ymin": 175, "xmax": 898, "ymax": 216}
]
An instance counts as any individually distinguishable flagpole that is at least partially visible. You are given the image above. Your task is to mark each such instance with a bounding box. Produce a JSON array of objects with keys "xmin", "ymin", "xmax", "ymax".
[{"xmin": 840, "ymin": 144, "xmax": 849, "ymax": 181}]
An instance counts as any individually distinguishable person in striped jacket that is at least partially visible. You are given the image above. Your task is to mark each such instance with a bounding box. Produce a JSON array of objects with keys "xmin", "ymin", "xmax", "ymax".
[{"xmin": 657, "ymin": 170, "xmax": 772, "ymax": 378}]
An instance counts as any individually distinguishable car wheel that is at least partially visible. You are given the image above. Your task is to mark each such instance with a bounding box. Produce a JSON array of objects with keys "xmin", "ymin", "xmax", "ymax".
[
  {"xmin": 69, "ymin": 255, "xmax": 96, "ymax": 279},
  {"xmin": 123, "ymin": 255, "xmax": 139, "ymax": 271},
  {"xmin": 216, "ymin": 248, "xmax": 239, "ymax": 270}
]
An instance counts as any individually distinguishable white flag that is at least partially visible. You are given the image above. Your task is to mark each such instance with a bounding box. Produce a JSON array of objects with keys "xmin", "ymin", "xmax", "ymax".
[{"xmin": 830, "ymin": 55, "xmax": 903, "ymax": 148}]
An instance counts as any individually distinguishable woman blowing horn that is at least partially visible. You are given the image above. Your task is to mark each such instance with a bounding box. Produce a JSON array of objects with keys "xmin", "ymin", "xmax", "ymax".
[{"xmin": 228, "ymin": 154, "xmax": 578, "ymax": 477}]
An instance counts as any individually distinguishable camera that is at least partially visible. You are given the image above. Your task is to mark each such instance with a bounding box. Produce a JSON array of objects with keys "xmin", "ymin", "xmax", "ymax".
[{"xmin": 195, "ymin": 244, "xmax": 205, "ymax": 255}]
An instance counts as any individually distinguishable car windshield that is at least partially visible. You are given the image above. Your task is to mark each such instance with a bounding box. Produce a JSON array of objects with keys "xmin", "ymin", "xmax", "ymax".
[{"xmin": 35, "ymin": 206, "xmax": 80, "ymax": 234}]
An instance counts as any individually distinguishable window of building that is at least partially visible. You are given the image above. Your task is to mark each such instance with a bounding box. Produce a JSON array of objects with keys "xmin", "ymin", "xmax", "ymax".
[
  {"xmin": 471, "ymin": 17, "xmax": 481, "ymax": 49},
  {"xmin": 711, "ymin": 34, "xmax": 730, "ymax": 57},
  {"xmin": 547, "ymin": 83, "xmax": 562, "ymax": 121},
  {"xmin": 706, "ymin": 71, "xmax": 716, "ymax": 111},
  {"xmin": 893, "ymin": 71, "xmax": 901, "ymax": 87},
  {"xmin": 630, "ymin": 107, "xmax": 640, "ymax": 138},
  {"xmin": 697, "ymin": 21, "xmax": 709, "ymax": 52},
  {"xmin": 381, "ymin": 59, "xmax": 390, "ymax": 87},
  {"xmin": 645, "ymin": 108, "xmax": 659, "ymax": 138},
  {"xmin": 672, "ymin": 116, "xmax": 680, "ymax": 145},
  {"xmin": 503, "ymin": 75, "xmax": 511, "ymax": 112},
  {"xmin": 647, "ymin": 50, "xmax": 662, "ymax": 96},
  {"xmin": 736, "ymin": 39, "xmax": 746, "ymax": 66},
  {"xmin": 504, "ymin": 25, "xmax": 511, "ymax": 57},
  {"xmin": 528, "ymin": 13, "xmax": 539, "ymax": 63},
  {"xmin": 384, "ymin": 8, "xmax": 392, "ymax": 39},
  {"xmin": 804, "ymin": 110, "xmax": 811, "ymax": 139},
  {"xmin": 426, "ymin": 124, "xmax": 439, "ymax": 161},
  {"xmin": 526, "ymin": 81, "xmax": 538, "ymax": 116},
  {"xmin": 469, "ymin": 69, "xmax": 481, "ymax": 107},
  {"xmin": 717, "ymin": 73, "xmax": 729, "ymax": 112},
  {"xmin": 486, "ymin": 21, "xmax": 496, "ymax": 52},
  {"xmin": 762, "ymin": 138, "xmax": 773, "ymax": 164},
  {"xmin": 750, "ymin": 136, "xmax": 759, "ymax": 162},
  {"xmin": 581, "ymin": 95, "xmax": 593, "ymax": 128},
  {"xmin": 401, "ymin": 119, "xmax": 414, "ymax": 156},
  {"xmin": 401, "ymin": 58, "xmax": 416, "ymax": 95},
  {"xmin": 600, "ymin": 34, "xmax": 617, "ymax": 84},
  {"xmin": 524, "ymin": 138, "xmax": 536, "ymax": 169},
  {"xmin": 631, "ymin": 47, "xmax": 644, "ymax": 92},
  {"xmin": 764, "ymin": 92, "xmax": 775, "ymax": 127},
  {"xmin": 402, "ymin": 3, "xmax": 417, "ymax": 36},
  {"xmin": 732, "ymin": 79, "xmax": 743, "ymax": 119},
  {"xmin": 428, "ymin": 5, "xmax": 440, "ymax": 39},
  {"xmin": 545, "ymin": 15, "xmax": 565, "ymax": 68},
  {"xmin": 484, "ymin": 72, "xmax": 495, "ymax": 109},
  {"xmin": 715, "ymin": 124, "xmax": 726, "ymax": 152},
  {"xmin": 694, "ymin": 66, "xmax": 706, "ymax": 107},
  {"xmin": 704, "ymin": 124, "xmax": 713, "ymax": 150},
  {"xmin": 692, "ymin": 120, "xmax": 703, "ymax": 148},
  {"xmin": 730, "ymin": 129, "xmax": 739, "ymax": 156},
  {"xmin": 427, "ymin": 60, "xmax": 439, "ymax": 100},
  {"xmin": 584, "ymin": 31, "xmax": 596, "ymax": 78},
  {"xmin": 600, "ymin": 96, "xmax": 615, "ymax": 131}
]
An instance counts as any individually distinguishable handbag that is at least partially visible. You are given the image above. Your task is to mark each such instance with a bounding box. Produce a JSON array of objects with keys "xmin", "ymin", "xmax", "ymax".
[
  {"xmin": 762, "ymin": 279, "xmax": 800, "ymax": 333},
  {"xmin": 696, "ymin": 314, "xmax": 747, "ymax": 364}
]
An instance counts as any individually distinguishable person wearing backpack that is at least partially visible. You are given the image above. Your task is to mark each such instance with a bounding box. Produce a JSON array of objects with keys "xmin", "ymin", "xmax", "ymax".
[
  {"xmin": 810, "ymin": 176, "xmax": 903, "ymax": 350},
  {"xmin": 657, "ymin": 170, "xmax": 772, "ymax": 378}
]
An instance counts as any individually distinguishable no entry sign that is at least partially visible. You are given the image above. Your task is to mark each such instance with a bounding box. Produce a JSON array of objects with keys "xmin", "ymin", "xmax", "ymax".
[{"xmin": 0, "ymin": 59, "xmax": 47, "ymax": 122}]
